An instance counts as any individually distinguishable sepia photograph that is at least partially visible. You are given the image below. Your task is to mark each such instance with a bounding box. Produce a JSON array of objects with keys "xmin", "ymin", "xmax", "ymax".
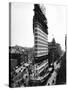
[{"xmin": 9, "ymin": 2, "xmax": 67, "ymax": 87}]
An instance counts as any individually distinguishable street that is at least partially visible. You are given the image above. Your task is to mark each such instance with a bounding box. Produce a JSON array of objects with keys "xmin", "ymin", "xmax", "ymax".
[{"xmin": 46, "ymin": 53, "xmax": 65, "ymax": 85}]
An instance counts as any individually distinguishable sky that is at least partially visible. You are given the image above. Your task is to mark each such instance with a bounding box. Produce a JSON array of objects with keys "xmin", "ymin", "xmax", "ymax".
[
  {"xmin": 11, "ymin": 2, "xmax": 66, "ymax": 51},
  {"xmin": 45, "ymin": 5, "xmax": 66, "ymax": 51}
]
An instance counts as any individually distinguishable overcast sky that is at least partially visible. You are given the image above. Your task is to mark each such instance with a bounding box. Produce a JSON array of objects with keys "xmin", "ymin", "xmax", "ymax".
[{"xmin": 11, "ymin": 2, "xmax": 66, "ymax": 51}]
